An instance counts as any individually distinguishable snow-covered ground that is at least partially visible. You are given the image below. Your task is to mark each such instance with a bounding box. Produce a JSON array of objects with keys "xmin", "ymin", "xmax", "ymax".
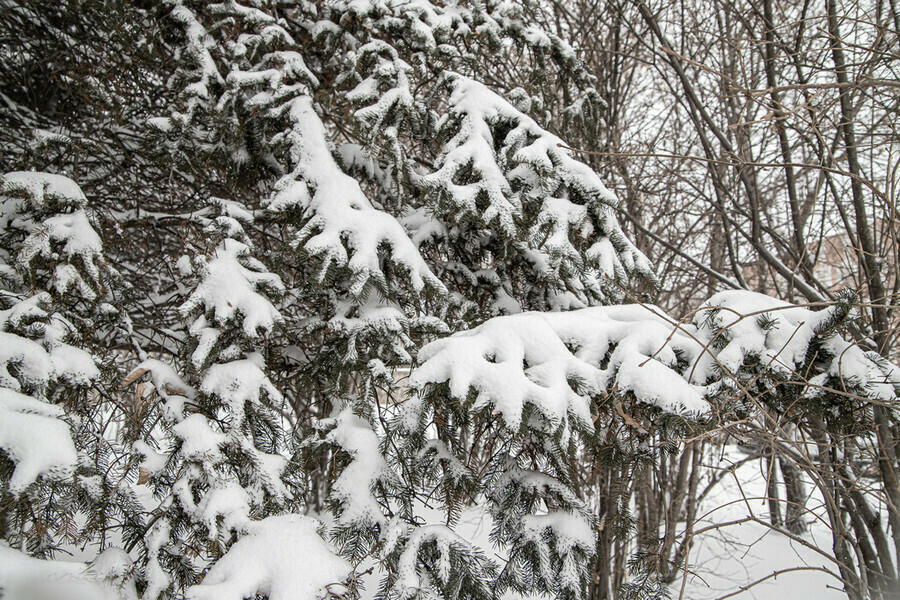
[{"xmin": 671, "ymin": 446, "xmax": 844, "ymax": 599}]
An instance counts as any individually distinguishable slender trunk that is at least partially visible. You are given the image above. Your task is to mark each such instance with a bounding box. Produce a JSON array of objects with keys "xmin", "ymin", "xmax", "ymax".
[{"xmin": 779, "ymin": 456, "xmax": 806, "ymax": 534}]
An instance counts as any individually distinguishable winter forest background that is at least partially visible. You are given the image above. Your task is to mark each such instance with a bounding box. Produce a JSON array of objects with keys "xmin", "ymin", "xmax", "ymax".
[{"xmin": 1, "ymin": 1, "xmax": 899, "ymax": 599}]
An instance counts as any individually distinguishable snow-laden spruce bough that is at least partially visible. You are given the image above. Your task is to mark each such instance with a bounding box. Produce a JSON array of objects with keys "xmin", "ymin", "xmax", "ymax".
[{"xmin": 0, "ymin": 1, "xmax": 898, "ymax": 600}]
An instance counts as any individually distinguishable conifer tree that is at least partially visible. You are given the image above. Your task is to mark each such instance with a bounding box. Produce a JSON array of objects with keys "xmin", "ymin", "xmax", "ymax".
[
  {"xmin": 0, "ymin": 171, "xmax": 140, "ymax": 563},
  {"xmin": 149, "ymin": 2, "xmax": 657, "ymax": 598},
  {"xmin": 131, "ymin": 197, "xmax": 313, "ymax": 598}
]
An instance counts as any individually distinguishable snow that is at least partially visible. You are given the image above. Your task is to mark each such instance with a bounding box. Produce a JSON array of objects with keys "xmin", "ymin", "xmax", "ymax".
[
  {"xmin": 126, "ymin": 358, "xmax": 194, "ymax": 400},
  {"xmin": 142, "ymin": 521, "xmax": 171, "ymax": 600},
  {"xmin": 693, "ymin": 291, "xmax": 819, "ymax": 376},
  {"xmin": 193, "ymin": 354, "xmax": 289, "ymax": 500},
  {"xmin": 180, "ymin": 238, "xmax": 283, "ymax": 351},
  {"xmin": 266, "ymin": 96, "xmax": 446, "ymax": 297},
  {"xmin": 133, "ymin": 440, "xmax": 168, "ymax": 475},
  {"xmin": 200, "ymin": 354, "xmax": 283, "ymax": 417},
  {"xmin": 196, "ymin": 480, "xmax": 252, "ymax": 538},
  {"xmin": 172, "ymin": 413, "xmax": 225, "ymax": 461},
  {"xmin": 4, "ymin": 3, "xmax": 896, "ymax": 599},
  {"xmin": 0, "ymin": 543, "xmax": 137, "ymax": 600},
  {"xmin": 349, "ymin": 42, "xmax": 415, "ymax": 131},
  {"xmin": 327, "ymin": 294, "xmax": 447, "ymax": 364},
  {"xmin": 0, "ymin": 388, "xmax": 77, "ymax": 492},
  {"xmin": 1, "ymin": 171, "xmax": 87, "ymax": 209},
  {"xmin": 322, "ymin": 404, "xmax": 392, "ymax": 526},
  {"xmin": 28, "ymin": 210, "xmax": 103, "ymax": 260},
  {"xmin": 417, "ymin": 74, "xmax": 653, "ymax": 301},
  {"xmin": 669, "ymin": 446, "xmax": 847, "ymax": 600},
  {"xmin": 693, "ymin": 291, "xmax": 898, "ymax": 401},
  {"xmin": 0, "ymin": 330, "xmax": 53, "ymax": 392},
  {"xmin": 2, "ymin": 173, "xmax": 108, "ymax": 297},
  {"xmin": 494, "ymin": 462, "xmax": 584, "ymax": 511},
  {"xmin": 390, "ymin": 523, "xmax": 493, "ymax": 599},
  {"xmin": 50, "ymin": 342, "xmax": 100, "ymax": 386},
  {"xmin": 522, "ymin": 512, "xmax": 595, "ymax": 555},
  {"xmin": 413, "ymin": 291, "xmax": 899, "ymax": 435},
  {"xmin": 168, "ymin": 3, "xmax": 223, "ymax": 120},
  {"xmin": 521, "ymin": 511, "xmax": 594, "ymax": 594},
  {"xmin": 2, "ymin": 172, "xmax": 110, "ymax": 301},
  {"xmin": 411, "ymin": 305, "xmax": 709, "ymax": 436},
  {"xmin": 186, "ymin": 514, "xmax": 351, "ymax": 600}
]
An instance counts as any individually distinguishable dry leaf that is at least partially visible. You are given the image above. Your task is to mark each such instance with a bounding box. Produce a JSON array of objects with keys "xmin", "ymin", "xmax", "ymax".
[
  {"xmin": 119, "ymin": 367, "xmax": 150, "ymax": 389},
  {"xmin": 615, "ymin": 400, "xmax": 642, "ymax": 429},
  {"xmin": 134, "ymin": 381, "xmax": 147, "ymax": 410}
]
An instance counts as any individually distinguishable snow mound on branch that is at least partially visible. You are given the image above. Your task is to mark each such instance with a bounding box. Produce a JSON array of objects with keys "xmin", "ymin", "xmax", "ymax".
[
  {"xmin": 694, "ymin": 291, "xmax": 830, "ymax": 376},
  {"xmin": 693, "ymin": 290, "xmax": 900, "ymax": 400},
  {"xmin": 420, "ymin": 75, "xmax": 652, "ymax": 286},
  {"xmin": 521, "ymin": 511, "xmax": 595, "ymax": 594},
  {"xmin": 1, "ymin": 171, "xmax": 87, "ymax": 210},
  {"xmin": 186, "ymin": 514, "xmax": 351, "ymax": 600},
  {"xmin": 10, "ymin": 303, "xmax": 100, "ymax": 388},
  {"xmin": 172, "ymin": 413, "xmax": 226, "ymax": 461},
  {"xmin": 0, "ymin": 388, "xmax": 77, "ymax": 492},
  {"xmin": 321, "ymin": 404, "xmax": 392, "ymax": 526},
  {"xmin": 0, "ymin": 331, "xmax": 53, "ymax": 392},
  {"xmin": 18, "ymin": 210, "xmax": 105, "ymax": 298},
  {"xmin": 411, "ymin": 305, "xmax": 708, "ymax": 433},
  {"xmin": 201, "ymin": 354, "xmax": 283, "ymax": 417},
  {"xmin": 2, "ymin": 172, "xmax": 111, "ymax": 300},
  {"xmin": 387, "ymin": 522, "xmax": 495, "ymax": 600},
  {"xmin": 266, "ymin": 97, "xmax": 445, "ymax": 297},
  {"xmin": 51, "ymin": 348, "xmax": 97, "ymax": 388},
  {"xmin": 181, "ymin": 238, "xmax": 283, "ymax": 338}
]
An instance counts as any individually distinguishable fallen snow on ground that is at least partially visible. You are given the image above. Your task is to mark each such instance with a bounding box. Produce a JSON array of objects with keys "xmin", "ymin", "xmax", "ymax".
[
  {"xmin": 0, "ymin": 543, "xmax": 136, "ymax": 600},
  {"xmin": 671, "ymin": 445, "xmax": 845, "ymax": 600}
]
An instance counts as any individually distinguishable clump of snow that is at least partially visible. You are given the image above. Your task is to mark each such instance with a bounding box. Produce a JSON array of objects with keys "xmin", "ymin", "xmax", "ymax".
[
  {"xmin": 50, "ymin": 341, "xmax": 100, "ymax": 386},
  {"xmin": 411, "ymin": 304, "xmax": 709, "ymax": 437},
  {"xmin": 0, "ymin": 388, "xmax": 77, "ymax": 493},
  {"xmin": 180, "ymin": 238, "xmax": 283, "ymax": 351},
  {"xmin": 200, "ymin": 353, "xmax": 283, "ymax": 419},
  {"xmin": 387, "ymin": 523, "xmax": 494, "ymax": 600},
  {"xmin": 0, "ymin": 331, "xmax": 53, "ymax": 392},
  {"xmin": 1, "ymin": 171, "xmax": 87, "ymax": 211},
  {"xmin": 142, "ymin": 521, "xmax": 171, "ymax": 600},
  {"xmin": 266, "ymin": 97, "xmax": 446, "ymax": 298},
  {"xmin": 693, "ymin": 291, "xmax": 823, "ymax": 377},
  {"xmin": 195, "ymin": 480, "xmax": 252, "ymax": 539},
  {"xmin": 415, "ymin": 74, "xmax": 653, "ymax": 305},
  {"xmin": 172, "ymin": 413, "xmax": 226, "ymax": 462},
  {"xmin": 186, "ymin": 514, "xmax": 351, "ymax": 600},
  {"xmin": 412, "ymin": 291, "xmax": 898, "ymax": 430},
  {"xmin": 693, "ymin": 290, "xmax": 899, "ymax": 402},
  {"xmin": 521, "ymin": 511, "xmax": 595, "ymax": 594},
  {"xmin": 133, "ymin": 440, "xmax": 168, "ymax": 476},
  {"xmin": 2, "ymin": 172, "xmax": 112, "ymax": 301},
  {"xmin": 0, "ymin": 297, "xmax": 98, "ymax": 393},
  {"xmin": 320, "ymin": 404, "xmax": 392, "ymax": 526},
  {"xmin": 125, "ymin": 358, "xmax": 195, "ymax": 401},
  {"xmin": 19, "ymin": 210, "xmax": 105, "ymax": 299}
]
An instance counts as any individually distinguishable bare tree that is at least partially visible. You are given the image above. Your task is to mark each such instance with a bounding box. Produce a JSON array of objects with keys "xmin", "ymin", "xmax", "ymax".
[{"xmin": 546, "ymin": 0, "xmax": 900, "ymax": 596}]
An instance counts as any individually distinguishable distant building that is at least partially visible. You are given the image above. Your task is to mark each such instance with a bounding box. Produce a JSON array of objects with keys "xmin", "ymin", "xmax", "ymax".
[
  {"xmin": 809, "ymin": 232, "xmax": 856, "ymax": 292},
  {"xmin": 740, "ymin": 224, "xmax": 897, "ymax": 307}
]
